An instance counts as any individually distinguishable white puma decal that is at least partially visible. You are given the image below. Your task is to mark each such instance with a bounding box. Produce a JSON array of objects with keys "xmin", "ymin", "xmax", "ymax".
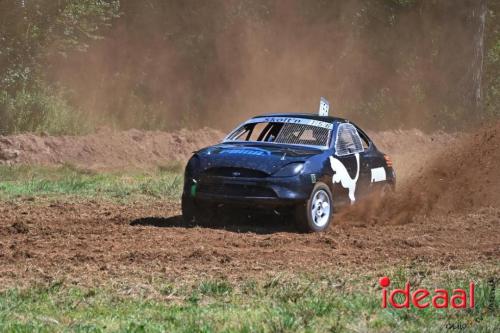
[{"xmin": 329, "ymin": 153, "xmax": 360, "ymax": 204}]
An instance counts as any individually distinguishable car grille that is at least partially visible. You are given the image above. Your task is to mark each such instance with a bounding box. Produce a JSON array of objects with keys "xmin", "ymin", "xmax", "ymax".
[
  {"xmin": 204, "ymin": 167, "xmax": 268, "ymax": 178},
  {"xmin": 198, "ymin": 183, "xmax": 276, "ymax": 198}
]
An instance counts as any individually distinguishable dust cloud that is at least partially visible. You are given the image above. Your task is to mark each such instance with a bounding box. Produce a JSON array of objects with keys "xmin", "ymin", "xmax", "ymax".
[
  {"xmin": 47, "ymin": 1, "xmax": 482, "ymax": 132},
  {"xmin": 339, "ymin": 122, "xmax": 500, "ymax": 225}
]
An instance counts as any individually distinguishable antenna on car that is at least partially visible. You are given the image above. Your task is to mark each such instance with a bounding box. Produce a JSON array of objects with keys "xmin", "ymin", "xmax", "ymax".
[{"xmin": 318, "ymin": 97, "xmax": 329, "ymax": 116}]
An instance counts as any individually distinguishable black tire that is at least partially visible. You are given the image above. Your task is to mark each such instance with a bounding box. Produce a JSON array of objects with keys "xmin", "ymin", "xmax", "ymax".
[
  {"xmin": 181, "ymin": 195, "xmax": 196, "ymax": 224},
  {"xmin": 294, "ymin": 182, "xmax": 334, "ymax": 232},
  {"xmin": 181, "ymin": 195, "xmax": 215, "ymax": 226}
]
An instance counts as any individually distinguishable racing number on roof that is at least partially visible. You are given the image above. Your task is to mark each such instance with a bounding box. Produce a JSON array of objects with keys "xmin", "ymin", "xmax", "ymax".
[{"xmin": 335, "ymin": 123, "xmax": 364, "ymax": 156}]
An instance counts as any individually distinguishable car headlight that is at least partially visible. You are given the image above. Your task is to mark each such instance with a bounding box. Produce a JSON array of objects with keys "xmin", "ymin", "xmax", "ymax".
[{"xmin": 273, "ymin": 162, "xmax": 305, "ymax": 177}]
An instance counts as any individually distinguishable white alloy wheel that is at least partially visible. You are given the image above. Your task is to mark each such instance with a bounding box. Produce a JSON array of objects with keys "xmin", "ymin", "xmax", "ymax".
[{"xmin": 311, "ymin": 189, "xmax": 331, "ymax": 227}]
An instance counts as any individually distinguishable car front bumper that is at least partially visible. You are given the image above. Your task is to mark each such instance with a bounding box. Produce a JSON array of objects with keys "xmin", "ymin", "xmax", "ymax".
[{"xmin": 184, "ymin": 174, "xmax": 315, "ymax": 207}]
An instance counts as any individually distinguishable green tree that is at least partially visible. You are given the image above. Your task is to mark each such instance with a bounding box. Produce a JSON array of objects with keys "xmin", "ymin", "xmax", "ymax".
[
  {"xmin": 0, "ymin": 0, "xmax": 120, "ymax": 134},
  {"xmin": 485, "ymin": 0, "xmax": 500, "ymax": 118}
]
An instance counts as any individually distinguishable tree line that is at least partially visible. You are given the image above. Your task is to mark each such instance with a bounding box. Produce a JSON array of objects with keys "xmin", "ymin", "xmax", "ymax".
[{"xmin": 0, "ymin": 0, "xmax": 498, "ymax": 134}]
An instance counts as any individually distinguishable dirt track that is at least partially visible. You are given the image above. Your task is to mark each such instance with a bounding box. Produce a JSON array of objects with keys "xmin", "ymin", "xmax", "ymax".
[
  {"xmin": 1, "ymin": 200, "xmax": 498, "ymax": 288},
  {"xmin": 0, "ymin": 125, "xmax": 499, "ymax": 288}
]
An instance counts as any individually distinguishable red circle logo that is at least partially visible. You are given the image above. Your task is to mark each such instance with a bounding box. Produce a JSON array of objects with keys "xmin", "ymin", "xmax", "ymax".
[{"xmin": 379, "ymin": 276, "xmax": 390, "ymax": 288}]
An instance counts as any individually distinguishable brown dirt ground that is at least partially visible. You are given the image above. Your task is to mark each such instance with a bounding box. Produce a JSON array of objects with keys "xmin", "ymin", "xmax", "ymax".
[
  {"xmin": 0, "ymin": 125, "xmax": 499, "ymax": 289},
  {"xmin": 0, "ymin": 200, "xmax": 497, "ymax": 289}
]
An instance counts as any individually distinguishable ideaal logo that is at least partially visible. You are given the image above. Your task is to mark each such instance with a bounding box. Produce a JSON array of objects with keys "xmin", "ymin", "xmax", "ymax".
[{"xmin": 379, "ymin": 277, "xmax": 475, "ymax": 309}]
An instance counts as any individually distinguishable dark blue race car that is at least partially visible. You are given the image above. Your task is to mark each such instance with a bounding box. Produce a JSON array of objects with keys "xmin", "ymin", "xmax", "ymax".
[{"xmin": 182, "ymin": 113, "xmax": 395, "ymax": 232}]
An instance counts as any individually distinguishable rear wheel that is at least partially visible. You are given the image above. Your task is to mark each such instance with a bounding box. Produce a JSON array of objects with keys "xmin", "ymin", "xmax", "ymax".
[{"xmin": 294, "ymin": 182, "xmax": 333, "ymax": 232}]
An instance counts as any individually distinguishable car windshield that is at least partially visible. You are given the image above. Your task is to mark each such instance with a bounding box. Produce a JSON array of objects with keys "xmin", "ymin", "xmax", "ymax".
[{"xmin": 224, "ymin": 118, "xmax": 332, "ymax": 148}]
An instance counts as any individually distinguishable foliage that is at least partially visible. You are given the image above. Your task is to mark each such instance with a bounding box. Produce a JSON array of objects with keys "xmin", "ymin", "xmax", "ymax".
[
  {"xmin": 0, "ymin": 1, "xmax": 498, "ymax": 134},
  {"xmin": 485, "ymin": 0, "xmax": 500, "ymax": 119},
  {"xmin": 0, "ymin": 0, "xmax": 120, "ymax": 89},
  {"xmin": 0, "ymin": 0, "xmax": 120, "ymax": 134},
  {"xmin": 0, "ymin": 85, "xmax": 90, "ymax": 135}
]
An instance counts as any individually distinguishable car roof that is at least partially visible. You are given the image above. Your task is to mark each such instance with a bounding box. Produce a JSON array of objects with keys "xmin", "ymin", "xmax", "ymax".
[{"xmin": 251, "ymin": 113, "xmax": 350, "ymax": 124}]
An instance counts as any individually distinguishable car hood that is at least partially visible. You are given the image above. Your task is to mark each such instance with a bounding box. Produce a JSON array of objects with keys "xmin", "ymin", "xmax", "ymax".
[{"xmin": 196, "ymin": 143, "xmax": 324, "ymax": 175}]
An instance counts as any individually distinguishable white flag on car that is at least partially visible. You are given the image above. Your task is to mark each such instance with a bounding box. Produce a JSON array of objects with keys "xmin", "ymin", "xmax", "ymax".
[{"xmin": 318, "ymin": 97, "xmax": 329, "ymax": 116}]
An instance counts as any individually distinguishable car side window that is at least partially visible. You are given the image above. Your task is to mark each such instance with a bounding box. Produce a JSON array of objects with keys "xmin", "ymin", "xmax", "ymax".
[
  {"xmin": 335, "ymin": 123, "xmax": 364, "ymax": 156},
  {"xmin": 358, "ymin": 131, "xmax": 370, "ymax": 150}
]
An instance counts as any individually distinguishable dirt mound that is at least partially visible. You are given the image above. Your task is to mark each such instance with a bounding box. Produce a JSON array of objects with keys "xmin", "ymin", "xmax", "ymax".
[
  {"xmin": 342, "ymin": 123, "xmax": 500, "ymax": 224},
  {"xmin": 0, "ymin": 128, "xmax": 224, "ymax": 170},
  {"xmin": 0, "ymin": 127, "xmax": 457, "ymax": 174}
]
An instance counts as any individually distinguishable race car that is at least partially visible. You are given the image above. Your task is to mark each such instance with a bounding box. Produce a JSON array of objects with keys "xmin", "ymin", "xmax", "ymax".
[{"xmin": 182, "ymin": 107, "xmax": 395, "ymax": 232}]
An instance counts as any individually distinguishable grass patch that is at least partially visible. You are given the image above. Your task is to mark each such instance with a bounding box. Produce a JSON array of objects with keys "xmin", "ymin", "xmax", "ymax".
[
  {"xmin": 157, "ymin": 161, "xmax": 184, "ymax": 174},
  {"xmin": 198, "ymin": 280, "xmax": 233, "ymax": 297},
  {"xmin": 0, "ymin": 274, "xmax": 497, "ymax": 332},
  {"xmin": 0, "ymin": 165, "xmax": 183, "ymax": 201}
]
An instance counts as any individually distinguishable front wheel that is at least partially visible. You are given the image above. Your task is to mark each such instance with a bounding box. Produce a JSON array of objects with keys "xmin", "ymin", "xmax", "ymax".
[
  {"xmin": 294, "ymin": 182, "xmax": 333, "ymax": 232},
  {"xmin": 181, "ymin": 195, "xmax": 215, "ymax": 226}
]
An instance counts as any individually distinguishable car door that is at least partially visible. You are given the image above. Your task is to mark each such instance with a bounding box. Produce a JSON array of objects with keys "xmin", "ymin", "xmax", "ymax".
[
  {"xmin": 355, "ymin": 127, "xmax": 380, "ymax": 196},
  {"xmin": 355, "ymin": 126, "xmax": 391, "ymax": 194},
  {"xmin": 331, "ymin": 123, "xmax": 368, "ymax": 205}
]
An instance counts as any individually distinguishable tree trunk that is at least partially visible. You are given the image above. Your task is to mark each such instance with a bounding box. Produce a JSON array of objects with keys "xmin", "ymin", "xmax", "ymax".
[{"xmin": 471, "ymin": 0, "xmax": 487, "ymax": 111}]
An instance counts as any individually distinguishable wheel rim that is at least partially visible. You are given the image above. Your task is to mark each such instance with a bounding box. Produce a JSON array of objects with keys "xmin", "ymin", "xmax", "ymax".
[{"xmin": 311, "ymin": 189, "xmax": 331, "ymax": 228}]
